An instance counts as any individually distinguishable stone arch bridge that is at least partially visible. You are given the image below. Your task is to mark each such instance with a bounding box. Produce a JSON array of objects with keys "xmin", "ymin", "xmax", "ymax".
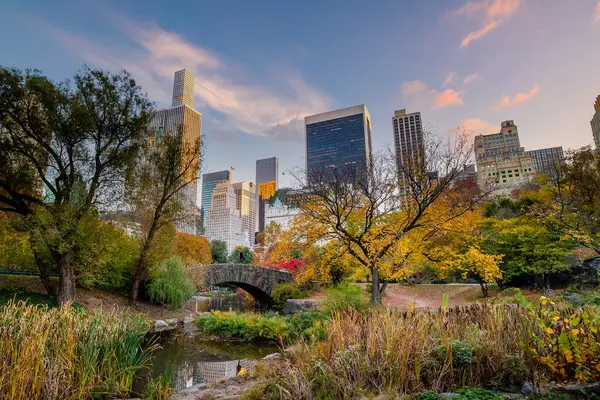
[{"xmin": 192, "ymin": 263, "xmax": 293, "ymax": 306}]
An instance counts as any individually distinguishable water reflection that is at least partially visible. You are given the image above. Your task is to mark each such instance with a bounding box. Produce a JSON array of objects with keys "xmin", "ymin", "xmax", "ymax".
[
  {"xmin": 187, "ymin": 289, "xmax": 256, "ymax": 313},
  {"xmin": 135, "ymin": 329, "xmax": 278, "ymax": 393}
]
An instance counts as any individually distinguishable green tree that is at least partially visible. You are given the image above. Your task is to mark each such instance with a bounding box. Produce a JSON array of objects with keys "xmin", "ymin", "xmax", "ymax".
[
  {"xmin": 126, "ymin": 129, "xmax": 202, "ymax": 302},
  {"xmin": 147, "ymin": 257, "xmax": 196, "ymax": 309},
  {"xmin": 0, "ymin": 67, "xmax": 152, "ymax": 304},
  {"xmin": 210, "ymin": 240, "xmax": 227, "ymax": 263},
  {"xmin": 228, "ymin": 245, "xmax": 253, "ymax": 264},
  {"xmin": 173, "ymin": 232, "xmax": 212, "ymax": 266}
]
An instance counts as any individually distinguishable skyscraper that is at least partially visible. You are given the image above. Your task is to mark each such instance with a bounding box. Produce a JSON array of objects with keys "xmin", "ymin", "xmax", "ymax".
[
  {"xmin": 524, "ymin": 147, "xmax": 564, "ymax": 179},
  {"xmin": 255, "ymin": 157, "xmax": 278, "ymax": 233},
  {"xmin": 305, "ymin": 104, "xmax": 372, "ymax": 180},
  {"xmin": 200, "ymin": 170, "xmax": 232, "ymax": 234},
  {"xmin": 149, "ymin": 70, "xmax": 202, "ymax": 234},
  {"xmin": 591, "ymin": 95, "xmax": 600, "ymax": 149},
  {"xmin": 392, "ymin": 109, "xmax": 424, "ymax": 178},
  {"xmin": 233, "ymin": 181, "xmax": 256, "ymax": 248},
  {"xmin": 205, "ymin": 181, "xmax": 247, "ymax": 253},
  {"xmin": 172, "ymin": 69, "xmax": 195, "ymax": 108},
  {"xmin": 474, "ymin": 120, "xmax": 536, "ymax": 196}
]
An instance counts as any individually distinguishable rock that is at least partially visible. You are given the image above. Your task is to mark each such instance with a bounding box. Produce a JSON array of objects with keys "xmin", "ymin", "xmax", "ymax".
[
  {"xmin": 154, "ymin": 320, "xmax": 168, "ymax": 329},
  {"xmin": 196, "ymin": 311, "xmax": 211, "ymax": 317},
  {"xmin": 262, "ymin": 353, "xmax": 281, "ymax": 360},
  {"xmin": 553, "ymin": 382, "xmax": 600, "ymax": 394},
  {"xmin": 521, "ymin": 382, "xmax": 537, "ymax": 396},
  {"xmin": 165, "ymin": 318, "xmax": 178, "ymax": 326},
  {"xmin": 282, "ymin": 299, "xmax": 318, "ymax": 315},
  {"xmin": 183, "ymin": 315, "xmax": 195, "ymax": 325}
]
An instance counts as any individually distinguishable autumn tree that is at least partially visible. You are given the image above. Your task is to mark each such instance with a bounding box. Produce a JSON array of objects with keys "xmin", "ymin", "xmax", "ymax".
[
  {"xmin": 210, "ymin": 240, "xmax": 228, "ymax": 263},
  {"xmin": 127, "ymin": 127, "xmax": 202, "ymax": 302},
  {"xmin": 0, "ymin": 66, "xmax": 151, "ymax": 304},
  {"xmin": 294, "ymin": 132, "xmax": 484, "ymax": 304},
  {"xmin": 173, "ymin": 232, "xmax": 212, "ymax": 266},
  {"xmin": 229, "ymin": 246, "xmax": 253, "ymax": 264}
]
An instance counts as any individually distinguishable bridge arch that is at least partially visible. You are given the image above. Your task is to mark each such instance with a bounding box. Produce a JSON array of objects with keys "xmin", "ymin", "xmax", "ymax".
[{"xmin": 193, "ymin": 263, "xmax": 293, "ymax": 307}]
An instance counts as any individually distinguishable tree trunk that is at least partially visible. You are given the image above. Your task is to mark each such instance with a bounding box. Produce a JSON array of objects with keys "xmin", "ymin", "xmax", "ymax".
[
  {"xmin": 371, "ymin": 267, "xmax": 382, "ymax": 304},
  {"xmin": 29, "ymin": 236, "xmax": 57, "ymax": 295},
  {"xmin": 479, "ymin": 281, "xmax": 488, "ymax": 298},
  {"xmin": 57, "ymin": 251, "xmax": 76, "ymax": 305},
  {"xmin": 130, "ymin": 271, "xmax": 141, "ymax": 303},
  {"xmin": 497, "ymin": 279, "xmax": 505, "ymax": 292}
]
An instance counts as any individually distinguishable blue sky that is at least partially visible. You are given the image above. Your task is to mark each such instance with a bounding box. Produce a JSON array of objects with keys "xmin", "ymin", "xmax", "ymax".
[{"xmin": 2, "ymin": 0, "xmax": 600, "ymax": 201}]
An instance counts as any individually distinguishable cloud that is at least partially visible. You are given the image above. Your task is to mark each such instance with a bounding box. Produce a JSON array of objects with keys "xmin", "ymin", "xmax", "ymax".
[
  {"xmin": 494, "ymin": 84, "xmax": 539, "ymax": 110},
  {"xmin": 455, "ymin": 0, "xmax": 520, "ymax": 47},
  {"xmin": 402, "ymin": 80, "xmax": 464, "ymax": 110},
  {"xmin": 32, "ymin": 14, "xmax": 330, "ymax": 142},
  {"xmin": 443, "ymin": 72, "xmax": 456, "ymax": 87},
  {"xmin": 596, "ymin": 1, "xmax": 600, "ymax": 22},
  {"xmin": 463, "ymin": 73, "xmax": 482, "ymax": 84},
  {"xmin": 456, "ymin": 118, "xmax": 499, "ymax": 134}
]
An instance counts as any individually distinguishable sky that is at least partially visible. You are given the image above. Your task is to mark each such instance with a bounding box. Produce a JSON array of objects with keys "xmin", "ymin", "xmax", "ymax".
[{"xmin": 2, "ymin": 0, "xmax": 600, "ymax": 203}]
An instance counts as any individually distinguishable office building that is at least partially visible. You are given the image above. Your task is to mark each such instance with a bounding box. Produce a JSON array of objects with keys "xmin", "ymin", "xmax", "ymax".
[
  {"xmin": 172, "ymin": 69, "xmax": 195, "ymax": 108},
  {"xmin": 205, "ymin": 181, "xmax": 247, "ymax": 253},
  {"xmin": 255, "ymin": 157, "xmax": 278, "ymax": 233},
  {"xmin": 233, "ymin": 181, "xmax": 256, "ymax": 248},
  {"xmin": 591, "ymin": 95, "xmax": 600, "ymax": 149},
  {"xmin": 524, "ymin": 147, "xmax": 564, "ymax": 179},
  {"xmin": 392, "ymin": 109, "xmax": 425, "ymax": 178},
  {"xmin": 474, "ymin": 120, "xmax": 536, "ymax": 196},
  {"xmin": 264, "ymin": 189, "xmax": 301, "ymax": 231},
  {"xmin": 148, "ymin": 70, "xmax": 202, "ymax": 234},
  {"xmin": 305, "ymin": 104, "xmax": 372, "ymax": 180},
  {"xmin": 200, "ymin": 170, "xmax": 231, "ymax": 234}
]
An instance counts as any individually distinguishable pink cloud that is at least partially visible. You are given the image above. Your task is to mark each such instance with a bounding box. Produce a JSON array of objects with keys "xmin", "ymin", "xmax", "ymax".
[
  {"xmin": 402, "ymin": 80, "xmax": 464, "ymax": 110},
  {"xmin": 596, "ymin": 0, "xmax": 600, "ymax": 22},
  {"xmin": 456, "ymin": 0, "xmax": 520, "ymax": 47},
  {"xmin": 433, "ymin": 89, "xmax": 464, "ymax": 109},
  {"xmin": 463, "ymin": 73, "xmax": 482, "ymax": 84},
  {"xmin": 457, "ymin": 118, "xmax": 499, "ymax": 134},
  {"xmin": 494, "ymin": 85, "xmax": 539, "ymax": 110}
]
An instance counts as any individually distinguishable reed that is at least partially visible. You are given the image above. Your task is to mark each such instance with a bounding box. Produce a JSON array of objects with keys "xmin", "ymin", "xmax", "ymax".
[{"xmin": 0, "ymin": 300, "xmax": 155, "ymax": 400}]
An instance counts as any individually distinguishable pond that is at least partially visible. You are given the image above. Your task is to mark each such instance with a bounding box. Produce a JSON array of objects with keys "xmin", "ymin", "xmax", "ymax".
[
  {"xmin": 188, "ymin": 289, "xmax": 257, "ymax": 313},
  {"xmin": 135, "ymin": 328, "xmax": 279, "ymax": 393}
]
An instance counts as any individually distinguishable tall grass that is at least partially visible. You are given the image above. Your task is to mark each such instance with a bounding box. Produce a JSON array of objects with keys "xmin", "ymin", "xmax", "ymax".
[
  {"xmin": 248, "ymin": 304, "xmax": 545, "ymax": 399},
  {"xmin": 0, "ymin": 301, "xmax": 155, "ymax": 400}
]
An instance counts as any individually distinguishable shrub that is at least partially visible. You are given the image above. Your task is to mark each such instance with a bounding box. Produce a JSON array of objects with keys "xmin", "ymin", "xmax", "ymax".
[
  {"xmin": 0, "ymin": 301, "xmax": 153, "ymax": 400},
  {"xmin": 147, "ymin": 258, "xmax": 196, "ymax": 310},
  {"xmin": 322, "ymin": 281, "xmax": 366, "ymax": 313},
  {"xmin": 271, "ymin": 283, "xmax": 302, "ymax": 310}
]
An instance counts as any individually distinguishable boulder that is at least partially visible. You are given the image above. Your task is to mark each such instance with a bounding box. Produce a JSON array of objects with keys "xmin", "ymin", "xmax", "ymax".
[
  {"xmin": 282, "ymin": 299, "xmax": 317, "ymax": 315},
  {"xmin": 154, "ymin": 320, "xmax": 168, "ymax": 329},
  {"xmin": 183, "ymin": 315, "xmax": 195, "ymax": 325},
  {"xmin": 262, "ymin": 353, "xmax": 281, "ymax": 360},
  {"xmin": 165, "ymin": 318, "xmax": 178, "ymax": 326}
]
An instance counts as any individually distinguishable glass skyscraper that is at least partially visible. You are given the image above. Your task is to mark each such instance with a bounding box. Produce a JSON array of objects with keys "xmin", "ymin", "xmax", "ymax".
[
  {"xmin": 305, "ymin": 104, "xmax": 372, "ymax": 180},
  {"xmin": 256, "ymin": 157, "xmax": 278, "ymax": 233},
  {"xmin": 200, "ymin": 170, "xmax": 231, "ymax": 234}
]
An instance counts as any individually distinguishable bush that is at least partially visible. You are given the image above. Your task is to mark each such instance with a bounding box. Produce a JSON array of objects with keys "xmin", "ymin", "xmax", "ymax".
[
  {"xmin": 271, "ymin": 283, "xmax": 302, "ymax": 310},
  {"xmin": 323, "ymin": 281, "xmax": 366, "ymax": 313},
  {"xmin": 147, "ymin": 258, "xmax": 196, "ymax": 310}
]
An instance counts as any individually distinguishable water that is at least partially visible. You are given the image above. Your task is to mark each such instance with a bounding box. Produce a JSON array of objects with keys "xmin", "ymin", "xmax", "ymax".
[
  {"xmin": 135, "ymin": 329, "xmax": 279, "ymax": 393},
  {"xmin": 187, "ymin": 290, "xmax": 256, "ymax": 313}
]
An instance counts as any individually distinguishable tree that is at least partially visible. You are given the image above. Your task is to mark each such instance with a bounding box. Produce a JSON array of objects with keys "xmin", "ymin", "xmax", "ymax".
[
  {"xmin": 229, "ymin": 246, "xmax": 253, "ymax": 264},
  {"xmin": 438, "ymin": 246, "xmax": 503, "ymax": 297},
  {"xmin": 173, "ymin": 232, "xmax": 212, "ymax": 266},
  {"xmin": 210, "ymin": 240, "xmax": 228, "ymax": 263},
  {"xmin": 0, "ymin": 67, "xmax": 152, "ymax": 304},
  {"xmin": 127, "ymin": 129, "xmax": 202, "ymax": 302},
  {"xmin": 534, "ymin": 147, "xmax": 600, "ymax": 255},
  {"xmin": 294, "ymin": 133, "xmax": 483, "ymax": 304}
]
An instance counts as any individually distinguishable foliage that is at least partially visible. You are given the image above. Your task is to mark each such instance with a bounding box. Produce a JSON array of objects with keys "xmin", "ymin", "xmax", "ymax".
[
  {"xmin": 562, "ymin": 288, "xmax": 600, "ymax": 308},
  {"xmin": 147, "ymin": 258, "xmax": 196, "ymax": 310},
  {"xmin": 322, "ymin": 281, "xmax": 367, "ymax": 313},
  {"xmin": 196, "ymin": 310, "xmax": 327, "ymax": 345},
  {"xmin": 127, "ymin": 125, "xmax": 203, "ymax": 302},
  {"xmin": 229, "ymin": 245, "xmax": 253, "ymax": 264},
  {"xmin": 173, "ymin": 232, "xmax": 212, "ymax": 267},
  {"xmin": 248, "ymin": 300, "xmax": 600, "ymax": 399},
  {"xmin": 271, "ymin": 283, "xmax": 302, "ymax": 310},
  {"xmin": 0, "ymin": 67, "xmax": 153, "ymax": 304},
  {"xmin": 210, "ymin": 240, "xmax": 228, "ymax": 263},
  {"xmin": 145, "ymin": 222, "xmax": 176, "ymax": 268},
  {"xmin": 292, "ymin": 136, "xmax": 484, "ymax": 304},
  {"xmin": 0, "ymin": 301, "xmax": 154, "ymax": 400},
  {"xmin": 0, "ymin": 214, "xmax": 37, "ymax": 271},
  {"xmin": 143, "ymin": 365, "xmax": 174, "ymax": 400}
]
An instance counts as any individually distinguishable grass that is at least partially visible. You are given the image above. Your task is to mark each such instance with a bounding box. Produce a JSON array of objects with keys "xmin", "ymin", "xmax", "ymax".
[
  {"xmin": 245, "ymin": 300, "xmax": 600, "ymax": 399},
  {"xmin": 0, "ymin": 300, "xmax": 156, "ymax": 400}
]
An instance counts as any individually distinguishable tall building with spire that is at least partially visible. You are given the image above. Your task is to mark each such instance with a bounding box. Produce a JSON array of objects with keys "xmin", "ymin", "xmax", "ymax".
[
  {"xmin": 591, "ymin": 95, "xmax": 600, "ymax": 149},
  {"xmin": 149, "ymin": 69, "xmax": 202, "ymax": 234}
]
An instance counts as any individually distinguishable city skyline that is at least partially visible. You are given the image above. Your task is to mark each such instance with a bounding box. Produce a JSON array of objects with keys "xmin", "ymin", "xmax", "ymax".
[{"xmin": 2, "ymin": 1, "xmax": 600, "ymax": 189}]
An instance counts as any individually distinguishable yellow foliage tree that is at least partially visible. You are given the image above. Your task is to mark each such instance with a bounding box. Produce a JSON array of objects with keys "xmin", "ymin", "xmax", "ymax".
[{"xmin": 173, "ymin": 232, "xmax": 212, "ymax": 266}]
